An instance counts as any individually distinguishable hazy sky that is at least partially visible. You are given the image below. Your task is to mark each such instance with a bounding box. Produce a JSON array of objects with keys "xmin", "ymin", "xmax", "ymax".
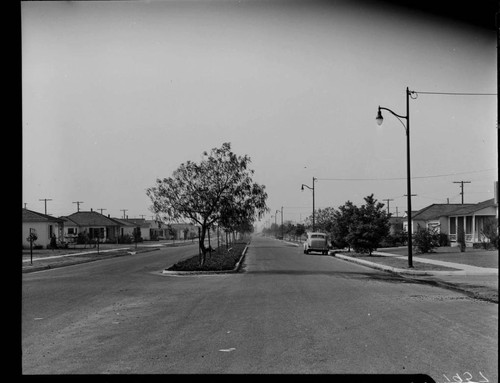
[{"xmin": 22, "ymin": 0, "xmax": 497, "ymax": 228}]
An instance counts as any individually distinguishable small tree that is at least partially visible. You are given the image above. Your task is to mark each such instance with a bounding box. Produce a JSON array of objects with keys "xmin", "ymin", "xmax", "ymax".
[
  {"xmin": 346, "ymin": 195, "xmax": 390, "ymax": 255},
  {"xmin": 457, "ymin": 225, "xmax": 466, "ymax": 252},
  {"xmin": 331, "ymin": 201, "xmax": 358, "ymax": 251},
  {"xmin": 49, "ymin": 234, "xmax": 58, "ymax": 250},
  {"xmin": 413, "ymin": 225, "xmax": 440, "ymax": 254}
]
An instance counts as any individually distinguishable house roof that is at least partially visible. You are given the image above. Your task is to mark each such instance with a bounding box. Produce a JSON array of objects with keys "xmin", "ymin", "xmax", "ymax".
[
  {"xmin": 412, "ymin": 198, "xmax": 497, "ymax": 220},
  {"xmin": 449, "ymin": 198, "xmax": 497, "ymax": 216},
  {"xmin": 22, "ymin": 208, "xmax": 65, "ymax": 223},
  {"xmin": 60, "ymin": 211, "xmax": 120, "ymax": 227},
  {"xmin": 412, "ymin": 204, "xmax": 473, "ymax": 221},
  {"xmin": 110, "ymin": 217, "xmax": 138, "ymax": 227}
]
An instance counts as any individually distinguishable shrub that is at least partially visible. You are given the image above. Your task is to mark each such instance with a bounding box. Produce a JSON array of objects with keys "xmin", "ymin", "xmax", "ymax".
[
  {"xmin": 480, "ymin": 218, "xmax": 499, "ymax": 250},
  {"xmin": 438, "ymin": 232, "xmax": 450, "ymax": 247},
  {"xmin": 413, "ymin": 226, "xmax": 440, "ymax": 254}
]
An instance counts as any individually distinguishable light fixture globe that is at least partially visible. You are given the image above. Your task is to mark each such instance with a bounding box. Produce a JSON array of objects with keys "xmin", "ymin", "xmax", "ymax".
[{"xmin": 375, "ymin": 108, "xmax": 384, "ymax": 126}]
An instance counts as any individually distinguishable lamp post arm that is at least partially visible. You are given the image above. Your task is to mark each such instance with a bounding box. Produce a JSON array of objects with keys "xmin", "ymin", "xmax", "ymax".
[
  {"xmin": 378, "ymin": 106, "xmax": 408, "ymax": 134},
  {"xmin": 301, "ymin": 184, "xmax": 313, "ymax": 191},
  {"xmin": 378, "ymin": 106, "xmax": 407, "ymax": 120}
]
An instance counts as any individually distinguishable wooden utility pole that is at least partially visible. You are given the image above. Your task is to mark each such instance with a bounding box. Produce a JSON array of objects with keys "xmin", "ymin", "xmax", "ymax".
[
  {"xmin": 383, "ymin": 199, "xmax": 394, "ymax": 215},
  {"xmin": 72, "ymin": 201, "xmax": 84, "ymax": 212},
  {"xmin": 39, "ymin": 198, "xmax": 52, "ymax": 215},
  {"xmin": 453, "ymin": 181, "xmax": 471, "ymax": 204}
]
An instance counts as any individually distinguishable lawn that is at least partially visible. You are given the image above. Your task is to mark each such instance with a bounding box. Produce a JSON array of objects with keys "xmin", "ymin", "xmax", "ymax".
[{"xmin": 167, "ymin": 242, "xmax": 248, "ymax": 272}]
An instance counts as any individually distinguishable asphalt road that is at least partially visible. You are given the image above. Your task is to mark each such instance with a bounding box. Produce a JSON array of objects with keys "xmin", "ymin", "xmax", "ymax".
[{"xmin": 22, "ymin": 236, "xmax": 497, "ymax": 380}]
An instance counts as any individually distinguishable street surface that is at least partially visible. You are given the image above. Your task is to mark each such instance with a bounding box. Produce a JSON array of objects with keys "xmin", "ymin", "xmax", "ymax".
[{"xmin": 22, "ymin": 236, "xmax": 497, "ymax": 380}]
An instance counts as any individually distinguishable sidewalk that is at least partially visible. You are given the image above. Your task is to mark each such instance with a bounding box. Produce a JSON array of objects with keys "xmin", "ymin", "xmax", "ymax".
[
  {"xmin": 283, "ymin": 239, "xmax": 498, "ymax": 303},
  {"xmin": 22, "ymin": 239, "xmax": 198, "ymax": 273}
]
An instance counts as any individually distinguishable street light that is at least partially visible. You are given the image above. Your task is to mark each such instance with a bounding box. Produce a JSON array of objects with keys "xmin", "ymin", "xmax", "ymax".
[
  {"xmin": 376, "ymin": 87, "xmax": 416, "ymax": 268},
  {"xmin": 301, "ymin": 177, "xmax": 317, "ymax": 232},
  {"xmin": 273, "ymin": 210, "xmax": 280, "ymax": 238}
]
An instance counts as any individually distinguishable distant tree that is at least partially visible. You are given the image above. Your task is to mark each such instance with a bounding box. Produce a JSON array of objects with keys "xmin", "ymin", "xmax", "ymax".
[
  {"xmin": 331, "ymin": 200, "xmax": 358, "ymax": 251},
  {"xmin": 346, "ymin": 194, "xmax": 390, "ymax": 255},
  {"xmin": 295, "ymin": 223, "xmax": 306, "ymax": 239},
  {"xmin": 147, "ymin": 142, "xmax": 268, "ymax": 266}
]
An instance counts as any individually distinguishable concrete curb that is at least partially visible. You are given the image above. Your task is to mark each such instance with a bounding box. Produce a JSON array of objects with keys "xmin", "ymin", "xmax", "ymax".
[{"xmin": 161, "ymin": 245, "xmax": 249, "ymax": 276}]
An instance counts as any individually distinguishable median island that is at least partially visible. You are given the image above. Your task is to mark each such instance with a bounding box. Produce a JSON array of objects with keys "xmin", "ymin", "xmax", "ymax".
[{"xmin": 167, "ymin": 242, "xmax": 248, "ymax": 272}]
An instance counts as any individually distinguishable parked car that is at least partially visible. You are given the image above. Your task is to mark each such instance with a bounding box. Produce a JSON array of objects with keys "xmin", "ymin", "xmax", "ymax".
[{"xmin": 303, "ymin": 232, "xmax": 329, "ymax": 255}]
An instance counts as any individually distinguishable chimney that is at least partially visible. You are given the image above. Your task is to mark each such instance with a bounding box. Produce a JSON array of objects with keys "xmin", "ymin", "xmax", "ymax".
[{"xmin": 91, "ymin": 208, "xmax": 93, "ymax": 212}]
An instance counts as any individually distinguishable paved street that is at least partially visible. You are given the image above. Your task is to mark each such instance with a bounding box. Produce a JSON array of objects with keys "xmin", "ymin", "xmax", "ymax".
[{"xmin": 22, "ymin": 236, "xmax": 497, "ymax": 379}]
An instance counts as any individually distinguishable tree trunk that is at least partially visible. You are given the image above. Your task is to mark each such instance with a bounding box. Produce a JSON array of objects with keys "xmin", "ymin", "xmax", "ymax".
[{"xmin": 198, "ymin": 226, "xmax": 208, "ymax": 266}]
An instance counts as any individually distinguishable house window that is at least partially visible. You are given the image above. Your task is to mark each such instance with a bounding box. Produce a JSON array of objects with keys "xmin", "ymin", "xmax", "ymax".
[
  {"xmin": 466, "ymin": 216, "xmax": 473, "ymax": 234},
  {"xmin": 68, "ymin": 228, "xmax": 77, "ymax": 235},
  {"xmin": 49, "ymin": 225, "xmax": 54, "ymax": 238},
  {"xmin": 449, "ymin": 217, "xmax": 456, "ymax": 234}
]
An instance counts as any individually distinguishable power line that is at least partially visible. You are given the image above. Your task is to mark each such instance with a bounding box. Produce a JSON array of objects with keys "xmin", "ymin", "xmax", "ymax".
[
  {"xmin": 317, "ymin": 168, "xmax": 496, "ymax": 182},
  {"xmin": 414, "ymin": 91, "xmax": 497, "ymax": 96}
]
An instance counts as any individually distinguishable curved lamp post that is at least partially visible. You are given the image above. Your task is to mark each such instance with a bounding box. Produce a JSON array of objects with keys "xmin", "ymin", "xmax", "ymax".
[
  {"xmin": 376, "ymin": 87, "xmax": 416, "ymax": 268},
  {"xmin": 301, "ymin": 177, "xmax": 317, "ymax": 232}
]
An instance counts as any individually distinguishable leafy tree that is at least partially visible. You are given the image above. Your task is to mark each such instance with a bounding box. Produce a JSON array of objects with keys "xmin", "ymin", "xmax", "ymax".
[
  {"xmin": 147, "ymin": 142, "xmax": 268, "ymax": 266},
  {"xmin": 331, "ymin": 200, "xmax": 358, "ymax": 250},
  {"xmin": 346, "ymin": 194, "xmax": 390, "ymax": 255},
  {"xmin": 313, "ymin": 207, "xmax": 336, "ymax": 234}
]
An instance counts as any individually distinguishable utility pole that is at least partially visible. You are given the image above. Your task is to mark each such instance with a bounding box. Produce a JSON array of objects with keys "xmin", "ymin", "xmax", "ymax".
[
  {"xmin": 383, "ymin": 198, "xmax": 394, "ymax": 215},
  {"xmin": 97, "ymin": 208, "xmax": 107, "ymax": 214},
  {"xmin": 121, "ymin": 209, "xmax": 128, "ymax": 219},
  {"xmin": 453, "ymin": 181, "xmax": 471, "ymax": 204},
  {"xmin": 39, "ymin": 198, "xmax": 52, "ymax": 215},
  {"xmin": 73, "ymin": 201, "xmax": 84, "ymax": 212}
]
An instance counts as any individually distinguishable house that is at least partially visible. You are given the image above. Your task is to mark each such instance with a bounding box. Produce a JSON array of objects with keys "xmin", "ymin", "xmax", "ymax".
[
  {"xmin": 410, "ymin": 203, "xmax": 474, "ymax": 234},
  {"xmin": 60, "ymin": 210, "xmax": 121, "ymax": 243},
  {"xmin": 166, "ymin": 222, "xmax": 199, "ymax": 240},
  {"xmin": 22, "ymin": 208, "xmax": 65, "ymax": 249},
  {"xmin": 447, "ymin": 198, "xmax": 497, "ymax": 247},
  {"xmin": 110, "ymin": 217, "xmax": 140, "ymax": 239},
  {"xmin": 401, "ymin": 211, "xmax": 419, "ymax": 233},
  {"xmin": 410, "ymin": 198, "xmax": 498, "ymax": 247}
]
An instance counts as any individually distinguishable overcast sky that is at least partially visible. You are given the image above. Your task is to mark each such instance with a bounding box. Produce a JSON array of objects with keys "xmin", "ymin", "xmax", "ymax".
[{"xmin": 22, "ymin": 0, "xmax": 497, "ymax": 229}]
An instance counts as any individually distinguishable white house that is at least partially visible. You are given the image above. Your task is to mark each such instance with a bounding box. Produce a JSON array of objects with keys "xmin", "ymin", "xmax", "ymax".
[{"xmin": 22, "ymin": 209, "xmax": 65, "ymax": 249}]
